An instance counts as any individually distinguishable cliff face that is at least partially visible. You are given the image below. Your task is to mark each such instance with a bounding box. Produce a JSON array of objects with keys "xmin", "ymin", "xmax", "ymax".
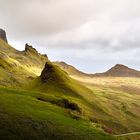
[{"xmin": 0, "ymin": 29, "xmax": 8, "ymax": 43}]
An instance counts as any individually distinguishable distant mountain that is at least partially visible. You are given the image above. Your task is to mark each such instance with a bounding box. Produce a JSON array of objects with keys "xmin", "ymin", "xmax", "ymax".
[
  {"xmin": 94, "ymin": 64, "xmax": 140, "ymax": 77},
  {"xmin": 54, "ymin": 62, "xmax": 140, "ymax": 78},
  {"xmin": 53, "ymin": 61, "xmax": 93, "ymax": 77}
]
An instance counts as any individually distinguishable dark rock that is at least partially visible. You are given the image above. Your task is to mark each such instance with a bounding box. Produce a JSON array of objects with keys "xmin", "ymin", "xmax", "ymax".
[
  {"xmin": 0, "ymin": 29, "xmax": 8, "ymax": 43},
  {"xmin": 42, "ymin": 54, "xmax": 48, "ymax": 60},
  {"xmin": 24, "ymin": 44, "xmax": 48, "ymax": 60},
  {"xmin": 40, "ymin": 62, "xmax": 54, "ymax": 82},
  {"xmin": 25, "ymin": 43, "xmax": 38, "ymax": 54}
]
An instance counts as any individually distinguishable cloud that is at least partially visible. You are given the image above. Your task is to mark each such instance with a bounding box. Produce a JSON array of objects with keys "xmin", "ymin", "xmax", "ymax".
[{"xmin": 0, "ymin": 0, "xmax": 140, "ymax": 72}]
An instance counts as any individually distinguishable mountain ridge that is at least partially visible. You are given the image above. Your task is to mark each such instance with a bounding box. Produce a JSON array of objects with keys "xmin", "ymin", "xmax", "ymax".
[
  {"xmin": 54, "ymin": 61, "xmax": 93, "ymax": 77},
  {"xmin": 55, "ymin": 61, "xmax": 140, "ymax": 78}
]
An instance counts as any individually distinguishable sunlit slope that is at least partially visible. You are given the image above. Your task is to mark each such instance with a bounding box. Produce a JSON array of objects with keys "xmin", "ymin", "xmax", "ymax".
[
  {"xmin": 28, "ymin": 62, "xmax": 92, "ymax": 97},
  {"xmin": 29, "ymin": 60, "xmax": 140, "ymax": 135},
  {"xmin": 0, "ymin": 39, "xmax": 48, "ymax": 87},
  {"xmin": 0, "ymin": 86, "xmax": 120, "ymax": 140},
  {"xmin": 26, "ymin": 62, "xmax": 136, "ymax": 135},
  {"xmin": 71, "ymin": 76, "xmax": 140, "ymax": 135}
]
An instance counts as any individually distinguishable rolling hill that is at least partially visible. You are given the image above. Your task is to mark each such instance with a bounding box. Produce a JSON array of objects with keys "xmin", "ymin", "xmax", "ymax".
[
  {"xmin": 0, "ymin": 29, "xmax": 122, "ymax": 140},
  {"xmin": 0, "ymin": 30, "xmax": 48, "ymax": 87},
  {"xmin": 94, "ymin": 64, "xmax": 140, "ymax": 77},
  {"xmin": 0, "ymin": 28, "xmax": 140, "ymax": 140}
]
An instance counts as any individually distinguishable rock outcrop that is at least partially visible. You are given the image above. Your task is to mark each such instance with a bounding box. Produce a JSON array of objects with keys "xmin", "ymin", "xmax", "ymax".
[
  {"xmin": 0, "ymin": 29, "xmax": 8, "ymax": 43},
  {"xmin": 25, "ymin": 43, "xmax": 39, "ymax": 55},
  {"xmin": 24, "ymin": 43, "xmax": 48, "ymax": 60},
  {"xmin": 40, "ymin": 62, "xmax": 55, "ymax": 82},
  {"xmin": 40, "ymin": 62, "xmax": 68, "ymax": 83}
]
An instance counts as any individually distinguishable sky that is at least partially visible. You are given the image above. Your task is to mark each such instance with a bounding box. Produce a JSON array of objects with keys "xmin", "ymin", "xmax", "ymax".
[{"xmin": 0, "ymin": 0, "xmax": 140, "ymax": 73}]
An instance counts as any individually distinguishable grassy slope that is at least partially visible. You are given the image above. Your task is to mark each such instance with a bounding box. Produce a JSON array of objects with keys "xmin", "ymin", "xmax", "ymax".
[
  {"xmin": 30, "ymin": 62, "xmax": 140, "ymax": 135},
  {"xmin": 26, "ymin": 62, "xmax": 97, "ymax": 118},
  {"xmin": 0, "ymin": 39, "xmax": 48, "ymax": 87},
  {"xmin": 71, "ymin": 76, "xmax": 140, "ymax": 137},
  {"xmin": 0, "ymin": 40, "xmax": 120, "ymax": 140},
  {"xmin": 0, "ymin": 39, "xmax": 138, "ymax": 139},
  {"xmin": 0, "ymin": 86, "xmax": 119, "ymax": 140}
]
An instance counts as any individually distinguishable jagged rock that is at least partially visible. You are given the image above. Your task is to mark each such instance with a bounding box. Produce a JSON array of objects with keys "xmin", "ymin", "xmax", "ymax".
[
  {"xmin": 40, "ymin": 62, "xmax": 54, "ymax": 82},
  {"xmin": 24, "ymin": 43, "xmax": 48, "ymax": 61},
  {"xmin": 42, "ymin": 54, "xmax": 48, "ymax": 60},
  {"xmin": 25, "ymin": 43, "xmax": 38, "ymax": 54},
  {"xmin": 0, "ymin": 29, "xmax": 8, "ymax": 43}
]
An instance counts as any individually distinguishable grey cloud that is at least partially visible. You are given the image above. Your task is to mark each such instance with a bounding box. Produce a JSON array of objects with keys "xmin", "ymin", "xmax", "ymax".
[{"xmin": 0, "ymin": 0, "xmax": 140, "ymax": 72}]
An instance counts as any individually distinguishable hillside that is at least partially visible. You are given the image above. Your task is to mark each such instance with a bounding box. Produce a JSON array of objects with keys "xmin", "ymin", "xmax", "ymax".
[
  {"xmin": 0, "ymin": 30, "xmax": 48, "ymax": 87},
  {"xmin": 71, "ymin": 75, "xmax": 140, "ymax": 139},
  {"xmin": 0, "ymin": 86, "xmax": 120, "ymax": 140},
  {"xmin": 27, "ymin": 62, "xmax": 140, "ymax": 137},
  {"xmin": 1, "ymin": 28, "xmax": 140, "ymax": 140},
  {"xmin": 94, "ymin": 64, "xmax": 140, "ymax": 77},
  {"xmin": 0, "ymin": 29, "xmax": 121, "ymax": 140},
  {"xmin": 27, "ymin": 61, "xmax": 93, "ymax": 98}
]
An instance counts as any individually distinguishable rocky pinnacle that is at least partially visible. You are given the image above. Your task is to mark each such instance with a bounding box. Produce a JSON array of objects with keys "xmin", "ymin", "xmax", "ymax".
[{"xmin": 0, "ymin": 29, "xmax": 8, "ymax": 43}]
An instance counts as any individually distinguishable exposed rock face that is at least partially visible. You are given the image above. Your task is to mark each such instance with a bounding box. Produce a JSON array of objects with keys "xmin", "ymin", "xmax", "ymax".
[
  {"xmin": 40, "ymin": 62, "xmax": 68, "ymax": 83},
  {"xmin": 25, "ymin": 43, "xmax": 38, "ymax": 55},
  {"xmin": 0, "ymin": 29, "xmax": 8, "ymax": 43},
  {"xmin": 24, "ymin": 43, "xmax": 48, "ymax": 60},
  {"xmin": 40, "ymin": 62, "xmax": 56, "ymax": 82},
  {"xmin": 94, "ymin": 64, "xmax": 140, "ymax": 77}
]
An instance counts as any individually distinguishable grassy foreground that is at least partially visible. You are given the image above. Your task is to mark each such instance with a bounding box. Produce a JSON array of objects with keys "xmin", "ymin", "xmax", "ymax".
[{"xmin": 0, "ymin": 86, "xmax": 119, "ymax": 140}]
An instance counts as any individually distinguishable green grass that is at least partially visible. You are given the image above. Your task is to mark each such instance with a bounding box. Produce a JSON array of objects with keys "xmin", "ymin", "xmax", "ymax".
[
  {"xmin": 0, "ymin": 39, "xmax": 48, "ymax": 87},
  {"xmin": 0, "ymin": 86, "xmax": 119, "ymax": 140},
  {"xmin": 71, "ymin": 76, "xmax": 140, "ymax": 136},
  {"xmin": 0, "ymin": 39, "xmax": 138, "ymax": 139}
]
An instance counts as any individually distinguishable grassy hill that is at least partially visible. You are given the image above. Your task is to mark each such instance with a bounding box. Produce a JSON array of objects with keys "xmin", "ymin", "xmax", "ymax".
[
  {"xmin": 0, "ymin": 86, "xmax": 120, "ymax": 140},
  {"xmin": 71, "ymin": 75, "xmax": 140, "ymax": 137},
  {"xmin": 0, "ymin": 39, "xmax": 122, "ymax": 140},
  {"xmin": 0, "ymin": 33, "xmax": 139, "ymax": 139},
  {"xmin": 26, "ymin": 62, "xmax": 140, "ymax": 137},
  {"xmin": 0, "ymin": 39, "xmax": 48, "ymax": 87}
]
